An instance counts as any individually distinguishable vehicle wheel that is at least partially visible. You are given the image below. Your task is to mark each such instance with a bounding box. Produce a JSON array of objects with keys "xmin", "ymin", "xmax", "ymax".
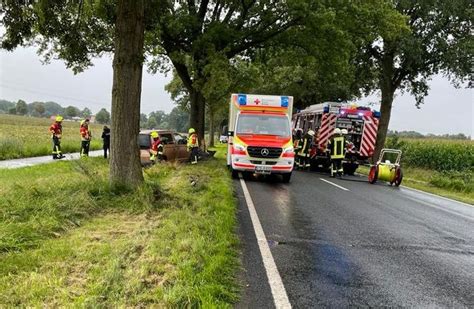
[
  {"xmin": 231, "ymin": 168, "xmax": 239, "ymax": 179},
  {"xmin": 368, "ymin": 165, "xmax": 378, "ymax": 184},
  {"xmin": 343, "ymin": 163, "xmax": 358, "ymax": 176},
  {"xmin": 282, "ymin": 172, "xmax": 292, "ymax": 183},
  {"xmin": 394, "ymin": 167, "xmax": 403, "ymax": 187}
]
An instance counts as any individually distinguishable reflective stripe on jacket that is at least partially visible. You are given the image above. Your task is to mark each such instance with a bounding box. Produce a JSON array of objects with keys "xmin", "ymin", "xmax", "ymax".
[
  {"xmin": 330, "ymin": 136, "xmax": 345, "ymax": 159},
  {"xmin": 187, "ymin": 133, "xmax": 198, "ymax": 148}
]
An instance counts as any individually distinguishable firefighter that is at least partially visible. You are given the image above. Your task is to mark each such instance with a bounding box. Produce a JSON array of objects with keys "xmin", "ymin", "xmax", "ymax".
[
  {"xmin": 80, "ymin": 119, "xmax": 91, "ymax": 157},
  {"xmin": 328, "ymin": 128, "xmax": 345, "ymax": 177},
  {"xmin": 49, "ymin": 115, "xmax": 65, "ymax": 159},
  {"xmin": 293, "ymin": 128, "xmax": 303, "ymax": 168},
  {"xmin": 187, "ymin": 128, "xmax": 199, "ymax": 164},
  {"xmin": 101, "ymin": 126, "xmax": 110, "ymax": 159},
  {"xmin": 150, "ymin": 131, "xmax": 164, "ymax": 163},
  {"xmin": 297, "ymin": 129, "xmax": 315, "ymax": 170}
]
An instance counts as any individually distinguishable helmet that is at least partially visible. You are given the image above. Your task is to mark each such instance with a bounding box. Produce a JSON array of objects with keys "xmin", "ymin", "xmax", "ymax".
[
  {"xmin": 188, "ymin": 128, "xmax": 195, "ymax": 134},
  {"xmin": 150, "ymin": 131, "xmax": 159, "ymax": 138},
  {"xmin": 334, "ymin": 128, "xmax": 341, "ymax": 135},
  {"xmin": 55, "ymin": 115, "xmax": 63, "ymax": 122},
  {"xmin": 341, "ymin": 129, "xmax": 348, "ymax": 135},
  {"xmin": 307, "ymin": 130, "xmax": 315, "ymax": 137}
]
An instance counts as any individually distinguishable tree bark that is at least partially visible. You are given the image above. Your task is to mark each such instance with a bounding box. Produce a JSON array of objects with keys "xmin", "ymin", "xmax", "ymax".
[
  {"xmin": 189, "ymin": 89, "xmax": 206, "ymax": 148},
  {"xmin": 373, "ymin": 49, "xmax": 396, "ymax": 162},
  {"xmin": 209, "ymin": 108, "xmax": 215, "ymax": 148},
  {"xmin": 110, "ymin": 0, "xmax": 145, "ymax": 187}
]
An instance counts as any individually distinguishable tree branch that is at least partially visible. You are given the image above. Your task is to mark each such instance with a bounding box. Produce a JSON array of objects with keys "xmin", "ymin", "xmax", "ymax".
[{"xmin": 198, "ymin": 0, "xmax": 210, "ymax": 23}]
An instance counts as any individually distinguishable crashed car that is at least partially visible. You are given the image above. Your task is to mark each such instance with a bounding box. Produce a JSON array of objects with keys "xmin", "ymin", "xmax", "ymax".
[{"xmin": 139, "ymin": 130, "xmax": 189, "ymax": 165}]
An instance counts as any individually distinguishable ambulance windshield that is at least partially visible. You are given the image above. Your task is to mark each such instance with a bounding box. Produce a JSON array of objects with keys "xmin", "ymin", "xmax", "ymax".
[{"xmin": 236, "ymin": 114, "xmax": 290, "ymax": 137}]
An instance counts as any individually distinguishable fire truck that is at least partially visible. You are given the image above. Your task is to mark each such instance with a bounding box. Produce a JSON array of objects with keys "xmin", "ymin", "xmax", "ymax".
[
  {"xmin": 227, "ymin": 93, "xmax": 294, "ymax": 182},
  {"xmin": 292, "ymin": 102, "xmax": 380, "ymax": 175}
]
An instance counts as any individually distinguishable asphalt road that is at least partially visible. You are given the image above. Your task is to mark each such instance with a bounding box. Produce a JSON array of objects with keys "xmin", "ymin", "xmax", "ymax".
[
  {"xmin": 236, "ymin": 171, "xmax": 474, "ymax": 308},
  {"xmin": 0, "ymin": 150, "xmax": 103, "ymax": 169}
]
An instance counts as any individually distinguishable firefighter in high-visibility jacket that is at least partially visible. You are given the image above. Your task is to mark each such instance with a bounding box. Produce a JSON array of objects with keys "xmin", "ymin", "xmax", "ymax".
[
  {"xmin": 80, "ymin": 119, "xmax": 91, "ymax": 157},
  {"xmin": 293, "ymin": 129, "xmax": 303, "ymax": 168},
  {"xmin": 297, "ymin": 129, "xmax": 315, "ymax": 170},
  {"xmin": 49, "ymin": 115, "xmax": 65, "ymax": 159},
  {"xmin": 328, "ymin": 128, "xmax": 345, "ymax": 177},
  {"xmin": 150, "ymin": 131, "xmax": 163, "ymax": 163},
  {"xmin": 187, "ymin": 128, "xmax": 199, "ymax": 164}
]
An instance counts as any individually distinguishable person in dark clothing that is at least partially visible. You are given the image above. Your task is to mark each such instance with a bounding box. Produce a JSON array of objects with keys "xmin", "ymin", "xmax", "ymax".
[
  {"xmin": 293, "ymin": 129, "xmax": 303, "ymax": 168},
  {"xmin": 101, "ymin": 126, "xmax": 111, "ymax": 158},
  {"xmin": 296, "ymin": 130, "xmax": 314, "ymax": 170}
]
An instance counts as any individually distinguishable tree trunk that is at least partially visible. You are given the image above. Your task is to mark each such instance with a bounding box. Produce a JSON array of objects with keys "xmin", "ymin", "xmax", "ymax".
[
  {"xmin": 189, "ymin": 89, "xmax": 206, "ymax": 148},
  {"xmin": 209, "ymin": 108, "xmax": 215, "ymax": 148},
  {"xmin": 110, "ymin": 0, "xmax": 145, "ymax": 188},
  {"xmin": 373, "ymin": 87, "xmax": 395, "ymax": 161},
  {"xmin": 373, "ymin": 50, "xmax": 396, "ymax": 162}
]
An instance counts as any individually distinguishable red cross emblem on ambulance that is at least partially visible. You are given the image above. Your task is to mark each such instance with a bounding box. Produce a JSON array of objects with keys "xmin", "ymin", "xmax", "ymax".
[{"xmin": 254, "ymin": 98, "xmax": 261, "ymax": 105}]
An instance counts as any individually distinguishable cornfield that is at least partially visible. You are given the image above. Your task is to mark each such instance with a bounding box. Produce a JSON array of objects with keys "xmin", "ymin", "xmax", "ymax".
[
  {"xmin": 386, "ymin": 137, "xmax": 474, "ymax": 172},
  {"xmin": 0, "ymin": 114, "xmax": 103, "ymax": 160},
  {"xmin": 385, "ymin": 137, "xmax": 473, "ymax": 194}
]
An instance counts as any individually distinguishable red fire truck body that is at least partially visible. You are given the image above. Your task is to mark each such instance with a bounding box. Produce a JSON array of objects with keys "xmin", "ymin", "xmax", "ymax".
[{"xmin": 292, "ymin": 102, "xmax": 380, "ymax": 174}]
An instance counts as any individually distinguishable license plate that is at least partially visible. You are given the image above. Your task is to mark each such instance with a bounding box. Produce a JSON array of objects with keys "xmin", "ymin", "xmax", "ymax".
[{"xmin": 255, "ymin": 165, "xmax": 272, "ymax": 174}]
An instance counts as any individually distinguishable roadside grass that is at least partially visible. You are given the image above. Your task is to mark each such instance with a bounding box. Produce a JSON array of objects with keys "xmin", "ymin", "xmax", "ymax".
[
  {"xmin": 357, "ymin": 165, "xmax": 474, "ymax": 205},
  {"xmin": 0, "ymin": 114, "xmax": 103, "ymax": 160},
  {"xmin": 0, "ymin": 155, "xmax": 239, "ymax": 306}
]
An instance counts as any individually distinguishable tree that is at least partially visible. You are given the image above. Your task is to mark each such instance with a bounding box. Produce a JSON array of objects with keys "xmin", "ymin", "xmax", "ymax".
[
  {"xmin": 33, "ymin": 102, "xmax": 46, "ymax": 116},
  {"xmin": 146, "ymin": 116, "xmax": 158, "ymax": 129},
  {"xmin": 65, "ymin": 105, "xmax": 80, "ymax": 118},
  {"xmin": 356, "ymin": 0, "xmax": 473, "ymax": 159},
  {"xmin": 95, "ymin": 108, "xmax": 111, "ymax": 124},
  {"xmin": 109, "ymin": 0, "xmax": 145, "ymax": 187},
  {"xmin": 43, "ymin": 102, "xmax": 65, "ymax": 117},
  {"xmin": 149, "ymin": 1, "xmax": 308, "ymax": 144},
  {"xmin": 168, "ymin": 107, "xmax": 189, "ymax": 133},
  {"xmin": 0, "ymin": 100, "xmax": 15, "ymax": 113},
  {"xmin": 8, "ymin": 107, "xmax": 16, "ymax": 115},
  {"xmin": 82, "ymin": 107, "xmax": 92, "ymax": 118},
  {"xmin": 16, "ymin": 99, "xmax": 28, "ymax": 115},
  {"xmin": 1, "ymin": 0, "xmax": 147, "ymax": 186},
  {"xmin": 140, "ymin": 113, "xmax": 148, "ymax": 128}
]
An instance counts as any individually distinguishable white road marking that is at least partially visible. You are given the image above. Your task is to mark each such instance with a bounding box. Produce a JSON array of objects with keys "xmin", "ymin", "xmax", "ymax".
[
  {"xmin": 319, "ymin": 178, "xmax": 350, "ymax": 191},
  {"xmin": 239, "ymin": 174, "xmax": 292, "ymax": 309}
]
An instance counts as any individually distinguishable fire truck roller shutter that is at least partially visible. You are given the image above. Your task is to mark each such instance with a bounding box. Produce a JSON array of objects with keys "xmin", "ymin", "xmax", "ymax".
[
  {"xmin": 318, "ymin": 113, "xmax": 337, "ymax": 149},
  {"xmin": 360, "ymin": 116, "xmax": 379, "ymax": 157}
]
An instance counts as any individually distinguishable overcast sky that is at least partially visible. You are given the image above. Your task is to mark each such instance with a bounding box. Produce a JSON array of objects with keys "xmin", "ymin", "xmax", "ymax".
[{"xmin": 0, "ymin": 46, "xmax": 472, "ymax": 136}]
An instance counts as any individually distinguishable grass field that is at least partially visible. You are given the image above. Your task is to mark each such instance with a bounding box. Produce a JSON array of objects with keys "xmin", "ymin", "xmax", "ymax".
[
  {"xmin": 0, "ymin": 114, "xmax": 103, "ymax": 160},
  {"xmin": 0, "ymin": 153, "xmax": 239, "ymax": 306}
]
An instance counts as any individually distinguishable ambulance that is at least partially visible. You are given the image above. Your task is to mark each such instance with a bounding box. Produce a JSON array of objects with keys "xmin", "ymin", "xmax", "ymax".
[{"xmin": 227, "ymin": 93, "xmax": 294, "ymax": 182}]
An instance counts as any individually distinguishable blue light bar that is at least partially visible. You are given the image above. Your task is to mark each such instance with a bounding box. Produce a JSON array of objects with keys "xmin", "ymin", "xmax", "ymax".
[
  {"xmin": 323, "ymin": 106, "xmax": 330, "ymax": 113},
  {"xmin": 281, "ymin": 96, "xmax": 289, "ymax": 107},
  {"xmin": 373, "ymin": 111, "xmax": 381, "ymax": 118},
  {"xmin": 237, "ymin": 94, "xmax": 247, "ymax": 105}
]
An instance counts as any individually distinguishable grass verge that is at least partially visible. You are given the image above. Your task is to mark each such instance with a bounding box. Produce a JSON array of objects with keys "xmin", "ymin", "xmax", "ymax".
[
  {"xmin": 358, "ymin": 165, "xmax": 474, "ymax": 205},
  {"xmin": 0, "ymin": 155, "xmax": 239, "ymax": 306}
]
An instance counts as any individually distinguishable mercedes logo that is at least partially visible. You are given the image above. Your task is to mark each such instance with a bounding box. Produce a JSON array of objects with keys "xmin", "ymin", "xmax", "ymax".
[{"xmin": 261, "ymin": 148, "xmax": 269, "ymax": 156}]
